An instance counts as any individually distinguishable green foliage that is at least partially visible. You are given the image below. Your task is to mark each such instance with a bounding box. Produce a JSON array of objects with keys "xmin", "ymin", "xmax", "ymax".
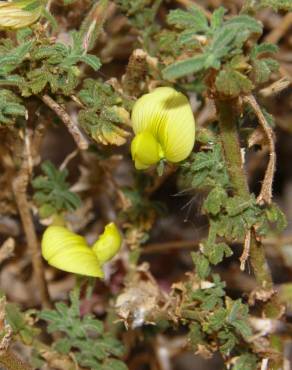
[
  {"xmin": 0, "ymin": 2, "xmax": 289, "ymax": 369},
  {"xmin": 215, "ymin": 56, "xmax": 254, "ymax": 97},
  {"xmin": 180, "ymin": 273, "xmax": 254, "ymax": 357},
  {"xmin": 5, "ymin": 303, "xmax": 40, "ymax": 345},
  {"xmin": 250, "ymin": 43, "xmax": 279, "ymax": 84},
  {"xmin": 179, "ymin": 131, "xmax": 286, "ymax": 268},
  {"xmin": 0, "ymin": 30, "xmax": 100, "ymax": 97},
  {"xmin": 259, "ymin": 0, "xmax": 292, "ymax": 10},
  {"xmin": 161, "ymin": 5, "xmax": 280, "ymax": 97},
  {"xmin": 191, "ymin": 252, "xmax": 211, "ymax": 279},
  {"xmin": 0, "ymin": 89, "xmax": 26, "ymax": 125},
  {"xmin": 233, "ymin": 353, "xmax": 258, "ymax": 369},
  {"xmin": 243, "ymin": 0, "xmax": 292, "ymax": 11},
  {"xmin": 179, "ymin": 142, "xmax": 230, "ymax": 190},
  {"xmin": 116, "ymin": 0, "xmax": 161, "ymax": 47},
  {"xmin": 32, "ymin": 160, "xmax": 81, "ymax": 218},
  {"xmin": 23, "ymin": 31, "xmax": 100, "ymax": 96},
  {"xmin": 0, "ymin": 40, "xmax": 32, "ymax": 77},
  {"xmin": 39, "ymin": 289, "xmax": 127, "ymax": 370},
  {"xmin": 78, "ymin": 79, "xmax": 130, "ymax": 145},
  {"xmin": 163, "ymin": 6, "xmax": 262, "ymax": 80}
]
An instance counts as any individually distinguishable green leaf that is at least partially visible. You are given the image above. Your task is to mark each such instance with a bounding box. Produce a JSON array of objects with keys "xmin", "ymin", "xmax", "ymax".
[
  {"xmin": 191, "ymin": 252, "xmax": 211, "ymax": 279},
  {"xmin": 232, "ymin": 320, "xmax": 252, "ymax": 338},
  {"xmin": 225, "ymin": 196, "xmax": 255, "ymax": 217},
  {"xmin": 265, "ymin": 203, "xmax": 287, "ymax": 232},
  {"xmin": 189, "ymin": 323, "xmax": 205, "ymax": 350},
  {"xmin": 224, "ymin": 15, "xmax": 262, "ymax": 35},
  {"xmin": 32, "ymin": 160, "xmax": 81, "ymax": 217},
  {"xmin": 80, "ymin": 54, "xmax": 102, "ymax": 71},
  {"xmin": 215, "ymin": 68, "xmax": 254, "ymax": 97},
  {"xmin": 102, "ymin": 359, "xmax": 128, "ymax": 370},
  {"xmin": 167, "ymin": 6, "xmax": 208, "ymax": 33},
  {"xmin": 233, "ymin": 354, "xmax": 258, "ymax": 370},
  {"xmin": 250, "ymin": 42, "xmax": 278, "ymax": 58},
  {"xmin": 210, "ymin": 7, "xmax": 226, "ymax": 30},
  {"xmin": 0, "ymin": 89, "xmax": 26, "ymax": 125},
  {"xmin": 179, "ymin": 143, "xmax": 230, "ymax": 190},
  {"xmin": 42, "ymin": 8, "xmax": 58, "ymax": 31},
  {"xmin": 177, "ymin": 30, "xmax": 201, "ymax": 47},
  {"xmin": 226, "ymin": 299, "xmax": 252, "ymax": 339},
  {"xmin": 78, "ymin": 79, "xmax": 130, "ymax": 145},
  {"xmin": 162, "ymin": 54, "xmax": 207, "ymax": 80},
  {"xmin": 39, "ymin": 288, "xmax": 126, "ymax": 369},
  {"xmin": 0, "ymin": 41, "xmax": 33, "ymax": 76},
  {"xmin": 248, "ymin": 0, "xmax": 292, "ymax": 11},
  {"xmin": 219, "ymin": 330, "xmax": 237, "ymax": 354},
  {"xmin": 5, "ymin": 303, "xmax": 39, "ymax": 345},
  {"xmin": 203, "ymin": 187, "xmax": 227, "ymax": 215},
  {"xmin": 207, "ymin": 308, "xmax": 226, "ymax": 331},
  {"xmin": 54, "ymin": 338, "xmax": 72, "ymax": 354},
  {"xmin": 16, "ymin": 28, "xmax": 33, "ymax": 44},
  {"xmin": 252, "ymin": 58, "xmax": 279, "ymax": 84},
  {"xmin": 204, "ymin": 242, "xmax": 233, "ymax": 265},
  {"xmin": 201, "ymin": 294, "xmax": 221, "ymax": 311}
]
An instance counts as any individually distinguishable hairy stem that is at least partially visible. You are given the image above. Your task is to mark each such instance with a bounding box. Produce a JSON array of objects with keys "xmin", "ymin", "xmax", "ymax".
[
  {"xmin": 216, "ymin": 99, "xmax": 273, "ymax": 289},
  {"xmin": 0, "ymin": 350, "xmax": 32, "ymax": 370}
]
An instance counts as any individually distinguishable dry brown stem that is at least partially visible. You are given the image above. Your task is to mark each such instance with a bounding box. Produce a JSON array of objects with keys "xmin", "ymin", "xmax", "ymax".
[
  {"xmin": 0, "ymin": 238, "xmax": 15, "ymax": 264},
  {"xmin": 243, "ymin": 95, "xmax": 276, "ymax": 205},
  {"xmin": 259, "ymin": 77, "xmax": 291, "ymax": 97},
  {"xmin": 265, "ymin": 13, "xmax": 292, "ymax": 44},
  {"xmin": 41, "ymin": 94, "xmax": 89, "ymax": 150},
  {"xmin": 12, "ymin": 130, "xmax": 52, "ymax": 309},
  {"xmin": 240, "ymin": 229, "xmax": 251, "ymax": 271}
]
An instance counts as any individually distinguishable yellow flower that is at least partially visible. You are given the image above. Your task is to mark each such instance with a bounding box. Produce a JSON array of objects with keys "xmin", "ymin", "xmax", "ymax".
[
  {"xmin": 131, "ymin": 87, "xmax": 195, "ymax": 170},
  {"xmin": 0, "ymin": 0, "xmax": 42, "ymax": 29},
  {"xmin": 41, "ymin": 222, "xmax": 122, "ymax": 278}
]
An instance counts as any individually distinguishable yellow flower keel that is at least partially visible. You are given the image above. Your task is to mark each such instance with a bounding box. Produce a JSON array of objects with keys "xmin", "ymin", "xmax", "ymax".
[
  {"xmin": 131, "ymin": 131, "xmax": 164, "ymax": 170},
  {"xmin": 92, "ymin": 223, "xmax": 122, "ymax": 265}
]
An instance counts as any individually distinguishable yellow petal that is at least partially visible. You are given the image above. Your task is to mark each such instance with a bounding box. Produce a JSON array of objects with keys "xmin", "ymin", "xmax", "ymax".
[
  {"xmin": 131, "ymin": 87, "xmax": 195, "ymax": 163},
  {"xmin": 131, "ymin": 131, "xmax": 163, "ymax": 170},
  {"xmin": 0, "ymin": 0, "xmax": 42, "ymax": 29},
  {"xmin": 41, "ymin": 226, "xmax": 103, "ymax": 278},
  {"xmin": 92, "ymin": 222, "xmax": 122, "ymax": 265}
]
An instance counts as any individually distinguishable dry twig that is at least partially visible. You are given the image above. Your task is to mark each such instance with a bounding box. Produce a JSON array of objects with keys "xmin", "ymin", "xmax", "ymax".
[
  {"xmin": 59, "ymin": 149, "xmax": 79, "ymax": 171},
  {"xmin": 243, "ymin": 95, "xmax": 276, "ymax": 205},
  {"xmin": 0, "ymin": 238, "xmax": 15, "ymax": 264},
  {"xmin": 265, "ymin": 13, "xmax": 292, "ymax": 44},
  {"xmin": 41, "ymin": 95, "xmax": 89, "ymax": 151},
  {"xmin": 259, "ymin": 77, "xmax": 291, "ymax": 97},
  {"xmin": 240, "ymin": 229, "xmax": 251, "ymax": 271},
  {"xmin": 12, "ymin": 129, "xmax": 52, "ymax": 309}
]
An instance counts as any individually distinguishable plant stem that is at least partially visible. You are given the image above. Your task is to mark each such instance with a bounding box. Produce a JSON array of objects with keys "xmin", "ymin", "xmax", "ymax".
[
  {"xmin": 216, "ymin": 99, "xmax": 273, "ymax": 289},
  {"xmin": 0, "ymin": 350, "xmax": 32, "ymax": 370},
  {"xmin": 41, "ymin": 94, "xmax": 88, "ymax": 151},
  {"xmin": 12, "ymin": 131, "xmax": 52, "ymax": 309},
  {"xmin": 13, "ymin": 167, "xmax": 52, "ymax": 308}
]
